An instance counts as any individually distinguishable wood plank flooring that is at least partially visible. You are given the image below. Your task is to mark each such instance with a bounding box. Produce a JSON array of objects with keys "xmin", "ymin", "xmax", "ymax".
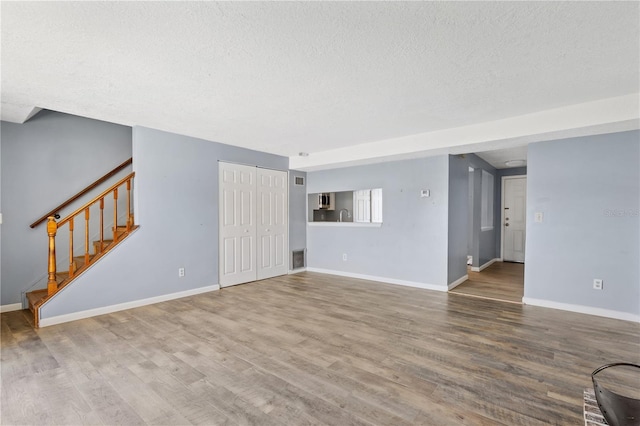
[
  {"xmin": 450, "ymin": 262, "xmax": 524, "ymax": 304},
  {"xmin": 2, "ymin": 272, "xmax": 639, "ymax": 425}
]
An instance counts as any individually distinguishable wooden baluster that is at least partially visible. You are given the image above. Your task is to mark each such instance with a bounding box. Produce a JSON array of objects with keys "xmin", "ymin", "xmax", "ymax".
[
  {"xmin": 46, "ymin": 217, "xmax": 58, "ymax": 296},
  {"xmin": 126, "ymin": 179, "xmax": 131, "ymax": 232},
  {"xmin": 84, "ymin": 208, "xmax": 90, "ymax": 266},
  {"xmin": 113, "ymin": 187, "xmax": 118, "ymax": 242},
  {"xmin": 69, "ymin": 217, "xmax": 75, "ymax": 277},
  {"xmin": 99, "ymin": 198, "xmax": 104, "ymax": 252}
]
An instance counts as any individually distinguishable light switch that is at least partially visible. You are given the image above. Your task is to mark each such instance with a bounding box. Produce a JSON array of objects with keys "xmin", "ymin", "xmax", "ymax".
[{"xmin": 534, "ymin": 212, "xmax": 543, "ymax": 223}]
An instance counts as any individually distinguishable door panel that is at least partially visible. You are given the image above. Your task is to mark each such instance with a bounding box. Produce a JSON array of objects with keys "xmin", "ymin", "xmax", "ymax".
[
  {"xmin": 219, "ymin": 162, "xmax": 257, "ymax": 287},
  {"xmin": 260, "ymin": 235, "xmax": 271, "ymax": 268},
  {"xmin": 257, "ymin": 168, "xmax": 289, "ymax": 280},
  {"xmin": 503, "ymin": 177, "xmax": 526, "ymax": 263},
  {"xmin": 223, "ymin": 238, "xmax": 235, "ymax": 274},
  {"xmin": 275, "ymin": 234, "xmax": 285, "ymax": 267}
]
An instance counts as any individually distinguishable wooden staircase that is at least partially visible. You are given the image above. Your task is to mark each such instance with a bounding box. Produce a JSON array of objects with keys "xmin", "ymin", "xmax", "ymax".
[
  {"xmin": 27, "ymin": 224, "xmax": 138, "ymax": 327},
  {"xmin": 26, "ymin": 170, "xmax": 136, "ymax": 328}
]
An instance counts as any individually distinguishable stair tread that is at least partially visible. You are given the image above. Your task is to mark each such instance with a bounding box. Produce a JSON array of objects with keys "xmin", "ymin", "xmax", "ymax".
[
  {"xmin": 73, "ymin": 255, "xmax": 95, "ymax": 261},
  {"xmin": 26, "ymin": 289, "xmax": 48, "ymax": 307}
]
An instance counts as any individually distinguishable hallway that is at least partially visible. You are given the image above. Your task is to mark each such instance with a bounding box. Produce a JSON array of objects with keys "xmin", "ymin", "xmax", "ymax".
[{"xmin": 450, "ymin": 261, "xmax": 524, "ymax": 304}]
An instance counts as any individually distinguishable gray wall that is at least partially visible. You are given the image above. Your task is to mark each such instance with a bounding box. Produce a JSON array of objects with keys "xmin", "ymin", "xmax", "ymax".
[
  {"xmin": 41, "ymin": 126, "xmax": 289, "ymax": 318},
  {"xmin": 467, "ymin": 169, "xmax": 474, "ymax": 256},
  {"xmin": 1, "ymin": 111, "xmax": 132, "ymax": 306},
  {"xmin": 524, "ymin": 131, "xmax": 639, "ymax": 316},
  {"xmin": 448, "ymin": 155, "xmax": 469, "ymax": 284},
  {"xmin": 466, "ymin": 154, "xmax": 498, "ymax": 267},
  {"xmin": 306, "ymin": 156, "xmax": 450, "ymax": 288},
  {"xmin": 289, "ymin": 171, "xmax": 307, "ymax": 254}
]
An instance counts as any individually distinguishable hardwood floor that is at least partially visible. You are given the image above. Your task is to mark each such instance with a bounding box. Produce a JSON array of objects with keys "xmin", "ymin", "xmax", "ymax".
[
  {"xmin": 2, "ymin": 272, "xmax": 639, "ymax": 425},
  {"xmin": 450, "ymin": 262, "xmax": 524, "ymax": 304}
]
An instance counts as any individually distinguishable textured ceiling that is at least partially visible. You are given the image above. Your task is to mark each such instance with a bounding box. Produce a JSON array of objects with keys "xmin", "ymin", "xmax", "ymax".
[
  {"xmin": 2, "ymin": 2, "xmax": 639, "ymax": 168},
  {"xmin": 476, "ymin": 146, "xmax": 528, "ymax": 169}
]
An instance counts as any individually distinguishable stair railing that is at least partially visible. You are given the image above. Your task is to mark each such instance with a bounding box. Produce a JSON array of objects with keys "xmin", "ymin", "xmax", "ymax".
[
  {"xmin": 46, "ymin": 173, "xmax": 135, "ymax": 296},
  {"xmin": 30, "ymin": 157, "xmax": 133, "ymax": 229}
]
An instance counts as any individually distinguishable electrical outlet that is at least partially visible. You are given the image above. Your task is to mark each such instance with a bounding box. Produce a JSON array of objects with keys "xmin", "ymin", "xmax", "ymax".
[
  {"xmin": 178, "ymin": 267, "xmax": 185, "ymax": 277},
  {"xmin": 342, "ymin": 253, "xmax": 347, "ymax": 261},
  {"xmin": 593, "ymin": 279, "xmax": 603, "ymax": 290},
  {"xmin": 534, "ymin": 212, "xmax": 544, "ymax": 223}
]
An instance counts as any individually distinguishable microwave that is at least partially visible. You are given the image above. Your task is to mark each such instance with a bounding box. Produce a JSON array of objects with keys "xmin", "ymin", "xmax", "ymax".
[{"xmin": 318, "ymin": 192, "xmax": 333, "ymax": 209}]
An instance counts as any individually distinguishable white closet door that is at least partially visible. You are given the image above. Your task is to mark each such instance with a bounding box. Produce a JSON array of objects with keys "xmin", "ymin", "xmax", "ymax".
[
  {"xmin": 219, "ymin": 162, "xmax": 257, "ymax": 287},
  {"xmin": 257, "ymin": 168, "xmax": 289, "ymax": 280}
]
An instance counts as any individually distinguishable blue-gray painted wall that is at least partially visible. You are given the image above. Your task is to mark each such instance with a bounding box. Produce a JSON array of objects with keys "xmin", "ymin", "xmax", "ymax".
[
  {"xmin": 306, "ymin": 156, "xmax": 450, "ymax": 288},
  {"xmin": 1, "ymin": 111, "xmax": 132, "ymax": 306},
  {"xmin": 466, "ymin": 154, "xmax": 498, "ymax": 267},
  {"xmin": 524, "ymin": 131, "xmax": 639, "ymax": 316},
  {"xmin": 448, "ymin": 155, "xmax": 469, "ymax": 284},
  {"xmin": 40, "ymin": 126, "xmax": 289, "ymax": 318},
  {"xmin": 289, "ymin": 170, "xmax": 307, "ymax": 254}
]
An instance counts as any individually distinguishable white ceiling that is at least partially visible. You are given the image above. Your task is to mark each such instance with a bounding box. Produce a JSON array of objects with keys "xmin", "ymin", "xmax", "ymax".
[
  {"xmin": 2, "ymin": 2, "xmax": 639, "ymax": 170},
  {"xmin": 476, "ymin": 146, "xmax": 528, "ymax": 169}
]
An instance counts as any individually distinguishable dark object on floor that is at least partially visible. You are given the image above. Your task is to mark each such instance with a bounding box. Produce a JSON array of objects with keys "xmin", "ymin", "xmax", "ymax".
[{"xmin": 592, "ymin": 363, "xmax": 640, "ymax": 426}]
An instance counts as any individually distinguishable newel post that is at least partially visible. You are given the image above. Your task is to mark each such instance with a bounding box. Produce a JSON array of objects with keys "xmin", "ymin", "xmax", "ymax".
[{"xmin": 47, "ymin": 217, "xmax": 58, "ymax": 295}]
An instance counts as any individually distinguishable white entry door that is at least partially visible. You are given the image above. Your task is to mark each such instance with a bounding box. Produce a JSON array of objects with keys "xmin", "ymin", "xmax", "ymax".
[
  {"xmin": 503, "ymin": 176, "xmax": 526, "ymax": 263},
  {"xmin": 219, "ymin": 162, "xmax": 257, "ymax": 287},
  {"xmin": 257, "ymin": 168, "xmax": 289, "ymax": 280},
  {"xmin": 219, "ymin": 162, "xmax": 289, "ymax": 287}
]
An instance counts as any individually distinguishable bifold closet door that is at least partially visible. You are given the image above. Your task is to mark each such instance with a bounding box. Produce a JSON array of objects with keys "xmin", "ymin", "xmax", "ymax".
[
  {"xmin": 219, "ymin": 162, "xmax": 289, "ymax": 287},
  {"xmin": 219, "ymin": 162, "xmax": 257, "ymax": 287},
  {"xmin": 257, "ymin": 168, "xmax": 289, "ymax": 280}
]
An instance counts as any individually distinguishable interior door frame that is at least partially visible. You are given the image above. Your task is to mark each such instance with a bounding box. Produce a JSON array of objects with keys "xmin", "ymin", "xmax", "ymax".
[{"xmin": 500, "ymin": 175, "xmax": 527, "ymax": 262}]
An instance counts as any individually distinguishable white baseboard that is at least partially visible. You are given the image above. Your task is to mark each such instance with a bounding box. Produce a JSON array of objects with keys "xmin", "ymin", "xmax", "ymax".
[
  {"xmin": 288, "ymin": 268, "xmax": 307, "ymax": 275},
  {"xmin": 470, "ymin": 258, "xmax": 500, "ymax": 272},
  {"xmin": 306, "ymin": 267, "xmax": 447, "ymax": 292},
  {"xmin": 448, "ymin": 274, "xmax": 468, "ymax": 290},
  {"xmin": 39, "ymin": 285, "xmax": 220, "ymax": 327},
  {"xmin": 522, "ymin": 297, "xmax": 640, "ymax": 323},
  {"xmin": 0, "ymin": 303, "xmax": 23, "ymax": 313}
]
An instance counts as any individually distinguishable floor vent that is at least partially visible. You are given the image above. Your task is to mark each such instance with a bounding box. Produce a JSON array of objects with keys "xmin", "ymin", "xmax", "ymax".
[{"xmin": 291, "ymin": 249, "xmax": 306, "ymax": 269}]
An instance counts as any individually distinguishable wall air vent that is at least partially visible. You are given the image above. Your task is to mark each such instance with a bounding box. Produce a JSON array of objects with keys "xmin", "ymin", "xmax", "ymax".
[
  {"xmin": 294, "ymin": 176, "xmax": 305, "ymax": 186},
  {"xmin": 291, "ymin": 249, "xmax": 306, "ymax": 270}
]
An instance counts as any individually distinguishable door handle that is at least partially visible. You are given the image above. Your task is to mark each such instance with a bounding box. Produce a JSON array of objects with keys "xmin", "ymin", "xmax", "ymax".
[{"xmin": 505, "ymin": 223, "xmax": 509, "ymax": 227}]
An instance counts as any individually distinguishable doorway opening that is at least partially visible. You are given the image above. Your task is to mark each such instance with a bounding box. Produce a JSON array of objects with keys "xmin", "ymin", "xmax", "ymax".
[{"xmin": 452, "ymin": 148, "xmax": 527, "ymax": 304}]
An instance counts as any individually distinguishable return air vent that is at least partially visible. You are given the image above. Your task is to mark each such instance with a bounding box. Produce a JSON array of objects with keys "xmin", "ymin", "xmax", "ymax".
[
  {"xmin": 294, "ymin": 176, "xmax": 305, "ymax": 186},
  {"xmin": 291, "ymin": 249, "xmax": 306, "ymax": 270}
]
